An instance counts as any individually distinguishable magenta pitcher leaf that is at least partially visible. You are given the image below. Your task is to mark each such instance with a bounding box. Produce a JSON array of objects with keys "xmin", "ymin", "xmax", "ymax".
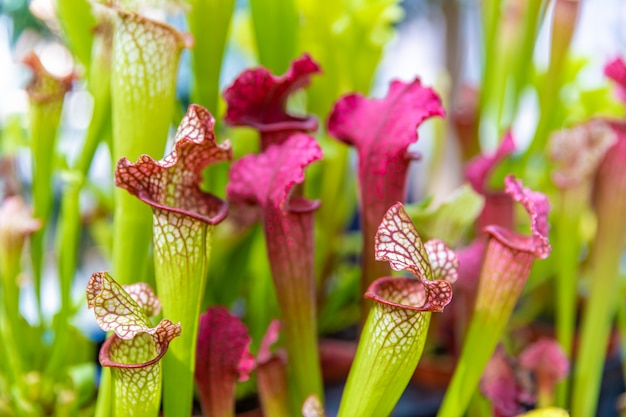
[
  {"xmin": 337, "ymin": 202, "xmax": 456, "ymax": 417},
  {"xmin": 195, "ymin": 306, "xmax": 254, "ymax": 417},
  {"xmin": 327, "ymin": 79, "xmax": 445, "ymax": 320},
  {"xmin": 87, "ymin": 271, "xmax": 181, "ymax": 417},
  {"xmin": 115, "ymin": 104, "xmax": 232, "ymax": 417},
  {"xmin": 227, "ymin": 133, "xmax": 324, "ymax": 412},
  {"xmin": 224, "ymin": 54, "xmax": 322, "ymax": 150},
  {"xmin": 438, "ymin": 175, "xmax": 551, "ymax": 417}
]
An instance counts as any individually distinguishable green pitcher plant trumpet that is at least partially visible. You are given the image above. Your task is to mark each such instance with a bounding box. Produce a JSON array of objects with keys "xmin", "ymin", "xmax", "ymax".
[{"xmin": 337, "ymin": 202, "xmax": 457, "ymax": 417}]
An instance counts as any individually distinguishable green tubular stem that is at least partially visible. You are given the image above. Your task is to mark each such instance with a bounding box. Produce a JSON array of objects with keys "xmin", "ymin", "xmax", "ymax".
[
  {"xmin": 249, "ymin": 0, "xmax": 298, "ymax": 74},
  {"xmin": 509, "ymin": 0, "xmax": 544, "ymax": 116},
  {"xmin": 477, "ymin": 0, "xmax": 504, "ymax": 146},
  {"xmin": 524, "ymin": 0, "xmax": 580, "ymax": 162},
  {"xmin": 437, "ymin": 244, "xmax": 535, "ymax": 417},
  {"xmin": 338, "ymin": 305, "xmax": 432, "ymax": 417},
  {"xmin": 153, "ymin": 213, "xmax": 213, "ymax": 417},
  {"xmin": 29, "ymin": 99, "xmax": 64, "ymax": 325},
  {"xmin": 570, "ymin": 238, "xmax": 622, "ymax": 416},
  {"xmin": 45, "ymin": 178, "xmax": 81, "ymax": 377},
  {"xmin": 95, "ymin": 367, "xmax": 112, "ymax": 417},
  {"xmin": 553, "ymin": 186, "xmax": 586, "ymax": 407},
  {"xmin": 187, "ymin": 0, "xmax": 235, "ymax": 115},
  {"xmin": 55, "ymin": 0, "xmax": 95, "ymax": 70}
]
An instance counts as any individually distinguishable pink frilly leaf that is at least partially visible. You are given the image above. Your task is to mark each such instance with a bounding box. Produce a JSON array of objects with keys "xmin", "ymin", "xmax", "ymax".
[
  {"xmin": 487, "ymin": 175, "xmax": 551, "ymax": 259},
  {"xmin": 466, "ymin": 132, "xmax": 516, "ymax": 192},
  {"xmin": 224, "ymin": 54, "xmax": 321, "ymax": 147},
  {"xmin": 328, "ymin": 79, "xmax": 444, "ymax": 153},
  {"xmin": 115, "ymin": 104, "xmax": 232, "ymax": 224},
  {"xmin": 227, "ymin": 133, "xmax": 323, "ymax": 212}
]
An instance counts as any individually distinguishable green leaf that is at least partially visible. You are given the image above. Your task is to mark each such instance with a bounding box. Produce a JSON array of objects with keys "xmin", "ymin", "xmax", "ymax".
[{"xmin": 405, "ymin": 184, "xmax": 485, "ymax": 247}]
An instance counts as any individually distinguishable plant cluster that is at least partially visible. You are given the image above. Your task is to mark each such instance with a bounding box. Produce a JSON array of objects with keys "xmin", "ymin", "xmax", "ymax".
[{"xmin": 1, "ymin": 1, "xmax": 625, "ymax": 417}]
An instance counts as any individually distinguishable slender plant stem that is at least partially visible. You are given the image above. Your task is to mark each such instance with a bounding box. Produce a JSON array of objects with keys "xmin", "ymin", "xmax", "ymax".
[
  {"xmin": 553, "ymin": 186, "xmax": 586, "ymax": 407},
  {"xmin": 570, "ymin": 235, "xmax": 623, "ymax": 416}
]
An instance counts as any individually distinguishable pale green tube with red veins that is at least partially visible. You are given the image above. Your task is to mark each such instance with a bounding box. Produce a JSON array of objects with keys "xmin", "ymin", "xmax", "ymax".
[
  {"xmin": 337, "ymin": 202, "xmax": 458, "ymax": 417},
  {"xmin": 115, "ymin": 105, "xmax": 232, "ymax": 417},
  {"xmin": 86, "ymin": 272, "xmax": 181, "ymax": 417}
]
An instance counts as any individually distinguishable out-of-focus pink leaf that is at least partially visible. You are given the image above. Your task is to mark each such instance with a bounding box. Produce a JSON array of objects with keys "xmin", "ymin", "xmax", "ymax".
[
  {"xmin": 519, "ymin": 338, "xmax": 569, "ymax": 385},
  {"xmin": 548, "ymin": 120, "xmax": 616, "ymax": 188}
]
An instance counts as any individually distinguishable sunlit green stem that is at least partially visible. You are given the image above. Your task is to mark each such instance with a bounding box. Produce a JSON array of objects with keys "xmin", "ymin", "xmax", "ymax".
[
  {"xmin": 437, "ymin": 236, "xmax": 536, "ymax": 417},
  {"xmin": 553, "ymin": 185, "xmax": 587, "ymax": 407},
  {"xmin": 571, "ymin": 225, "xmax": 625, "ymax": 416},
  {"xmin": 525, "ymin": 0, "xmax": 580, "ymax": 161},
  {"xmin": 249, "ymin": 0, "xmax": 298, "ymax": 74},
  {"xmin": 45, "ymin": 175, "xmax": 81, "ymax": 377},
  {"xmin": 153, "ymin": 210, "xmax": 213, "ymax": 417},
  {"xmin": 186, "ymin": 0, "xmax": 235, "ymax": 115},
  {"xmin": 509, "ymin": 0, "xmax": 545, "ymax": 116},
  {"xmin": 55, "ymin": 0, "xmax": 95, "ymax": 70},
  {"xmin": 29, "ymin": 96, "xmax": 64, "ymax": 325},
  {"xmin": 477, "ymin": 0, "xmax": 504, "ymax": 146}
]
